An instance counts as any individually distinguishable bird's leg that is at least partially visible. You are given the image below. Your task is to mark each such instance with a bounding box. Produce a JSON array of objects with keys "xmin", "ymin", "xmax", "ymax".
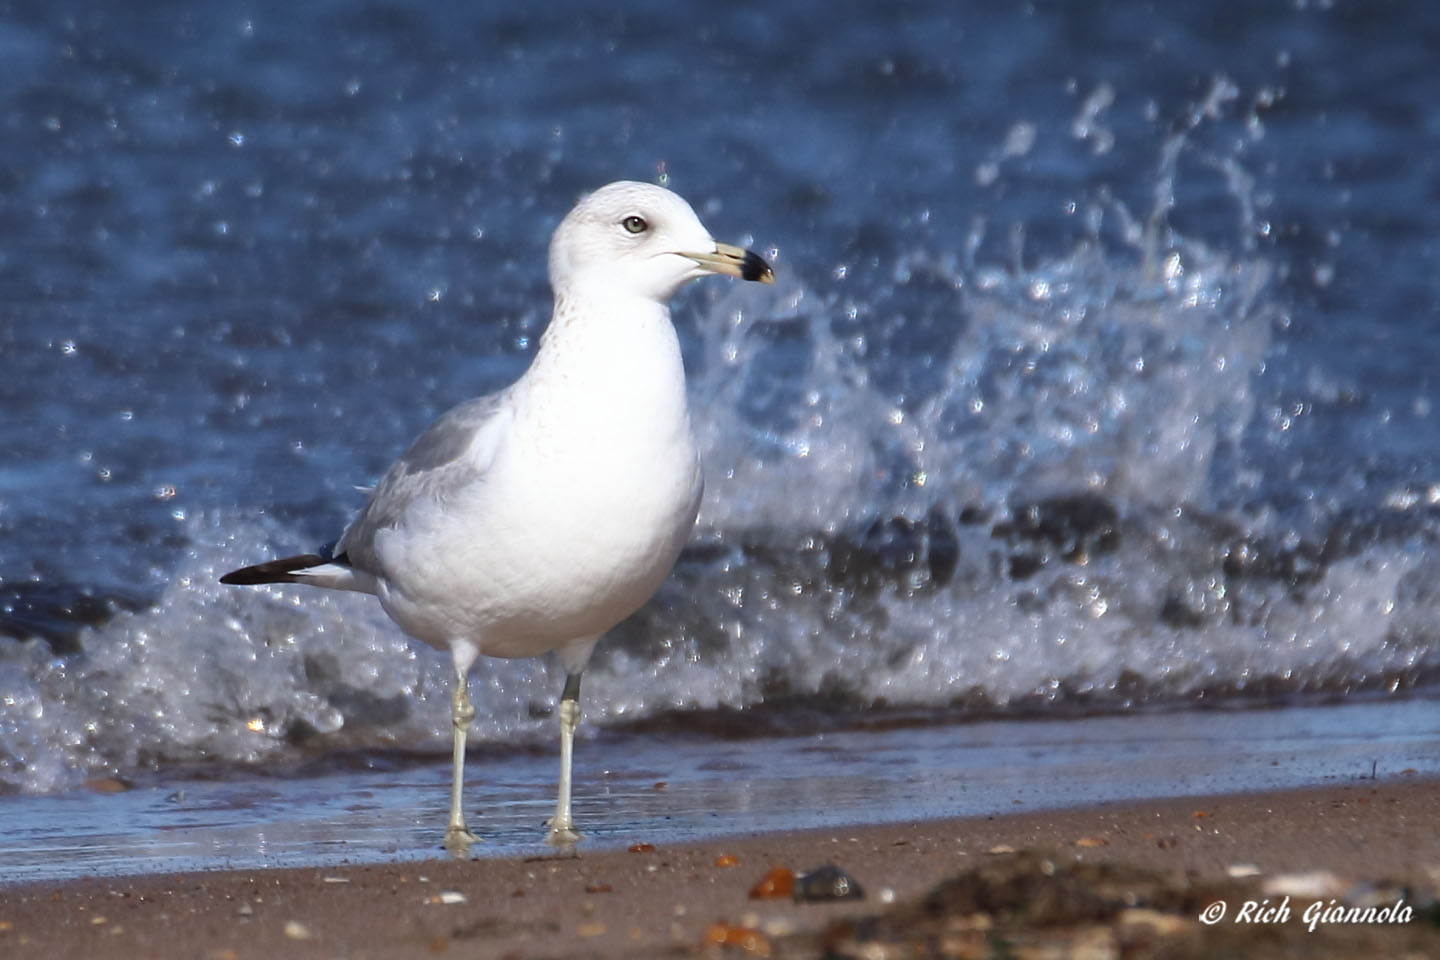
[
  {"xmin": 545, "ymin": 670, "xmax": 584, "ymax": 848},
  {"xmin": 444, "ymin": 657, "xmax": 480, "ymax": 856}
]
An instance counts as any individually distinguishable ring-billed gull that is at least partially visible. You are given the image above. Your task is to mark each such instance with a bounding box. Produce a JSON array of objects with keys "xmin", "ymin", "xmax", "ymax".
[{"xmin": 221, "ymin": 181, "xmax": 774, "ymax": 854}]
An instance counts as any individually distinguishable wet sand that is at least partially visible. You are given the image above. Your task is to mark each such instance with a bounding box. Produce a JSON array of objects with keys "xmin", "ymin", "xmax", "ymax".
[{"xmin": 3, "ymin": 777, "xmax": 1437, "ymax": 958}]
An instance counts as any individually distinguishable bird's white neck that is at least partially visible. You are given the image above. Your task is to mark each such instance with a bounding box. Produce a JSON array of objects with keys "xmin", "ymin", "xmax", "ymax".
[{"xmin": 518, "ymin": 288, "xmax": 691, "ymax": 436}]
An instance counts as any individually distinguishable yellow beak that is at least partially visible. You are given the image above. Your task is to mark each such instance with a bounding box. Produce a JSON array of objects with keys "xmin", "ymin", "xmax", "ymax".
[{"xmin": 682, "ymin": 242, "xmax": 776, "ymax": 283}]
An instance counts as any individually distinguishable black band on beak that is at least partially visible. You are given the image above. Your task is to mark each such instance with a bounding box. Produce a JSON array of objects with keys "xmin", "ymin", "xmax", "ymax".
[{"xmin": 740, "ymin": 249, "xmax": 773, "ymax": 283}]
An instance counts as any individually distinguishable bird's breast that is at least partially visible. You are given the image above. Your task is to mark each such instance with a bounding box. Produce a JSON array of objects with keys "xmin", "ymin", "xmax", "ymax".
[{"xmin": 378, "ymin": 306, "xmax": 703, "ymax": 655}]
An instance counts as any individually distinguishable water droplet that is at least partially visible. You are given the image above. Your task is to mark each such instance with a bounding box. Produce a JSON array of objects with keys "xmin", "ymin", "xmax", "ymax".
[{"xmin": 1163, "ymin": 252, "xmax": 1183, "ymax": 280}]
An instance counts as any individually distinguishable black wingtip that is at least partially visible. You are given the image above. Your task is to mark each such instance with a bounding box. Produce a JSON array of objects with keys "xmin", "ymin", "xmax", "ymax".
[{"xmin": 220, "ymin": 553, "xmax": 329, "ymax": 586}]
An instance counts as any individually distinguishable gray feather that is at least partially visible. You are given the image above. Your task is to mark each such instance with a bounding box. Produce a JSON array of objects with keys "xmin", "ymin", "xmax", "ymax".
[{"xmin": 337, "ymin": 391, "xmax": 511, "ymax": 574}]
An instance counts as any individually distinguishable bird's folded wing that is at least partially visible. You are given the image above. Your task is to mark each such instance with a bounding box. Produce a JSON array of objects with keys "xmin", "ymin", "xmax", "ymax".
[{"xmin": 336, "ymin": 390, "xmax": 514, "ymax": 574}]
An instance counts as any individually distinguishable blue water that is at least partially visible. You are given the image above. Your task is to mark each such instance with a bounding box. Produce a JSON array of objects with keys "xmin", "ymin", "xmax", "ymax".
[{"xmin": 1, "ymin": 0, "xmax": 1438, "ymax": 849}]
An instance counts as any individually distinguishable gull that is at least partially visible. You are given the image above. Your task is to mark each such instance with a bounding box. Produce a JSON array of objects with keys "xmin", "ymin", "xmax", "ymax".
[{"xmin": 221, "ymin": 181, "xmax": 774, "ymax": 854}]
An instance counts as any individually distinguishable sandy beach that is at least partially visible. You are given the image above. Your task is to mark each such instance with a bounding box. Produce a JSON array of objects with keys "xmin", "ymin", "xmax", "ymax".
[{"xmin": 3, "ymin": 777, "xmax": 1436, "ymax": 958}]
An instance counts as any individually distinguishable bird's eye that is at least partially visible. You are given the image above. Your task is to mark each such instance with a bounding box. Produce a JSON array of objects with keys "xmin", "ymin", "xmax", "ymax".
[{"xmin": 621, "ymin": 215, "xmax": 648, "ymax": 235}]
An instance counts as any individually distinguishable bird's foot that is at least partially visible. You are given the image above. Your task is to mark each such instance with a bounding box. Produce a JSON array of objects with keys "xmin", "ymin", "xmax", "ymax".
[
  {"xmin": 544, "ymin": 821, "xmax": 584, "ymax": 850},
  {"xmin": 444, "ymin": 824, "xmax": 481, "ymax": 858}
]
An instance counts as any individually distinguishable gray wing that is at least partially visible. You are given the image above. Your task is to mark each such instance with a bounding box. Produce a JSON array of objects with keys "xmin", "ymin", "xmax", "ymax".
[{"xmin": 335, "ymin": 390, "xmax": 512, "ymax": 575}]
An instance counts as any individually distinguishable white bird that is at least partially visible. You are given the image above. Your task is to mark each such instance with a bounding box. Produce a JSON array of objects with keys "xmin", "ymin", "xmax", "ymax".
[{"xmin": 221, "ymin": 181, "xmax": 773, "ymax": 854}]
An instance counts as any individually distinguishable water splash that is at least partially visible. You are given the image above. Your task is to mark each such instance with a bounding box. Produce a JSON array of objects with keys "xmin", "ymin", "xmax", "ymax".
[{"xmin": 4, "ymin": 77, "xmax": 1439, "ymax": 795}]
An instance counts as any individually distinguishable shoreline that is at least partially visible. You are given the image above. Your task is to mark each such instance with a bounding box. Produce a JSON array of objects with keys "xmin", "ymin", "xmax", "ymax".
[
  {"xmin": 7, "ymin": 695, "xmax": 1437, "ymax": 888},
  {"xmin": 3, "ymin": 777, "xmax": 1436, "ymax": 958}
]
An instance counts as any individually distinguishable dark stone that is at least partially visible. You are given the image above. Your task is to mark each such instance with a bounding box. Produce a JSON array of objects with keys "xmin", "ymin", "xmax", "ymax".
[
  {"xmin": 992, "ymin": 493, "xmax": 1121, "ymax": 562},
  {"xmin": 1008, "ymin": 553, "xmax": 1044, "ymax": 580},
  {"xmin": 794, "ymin": 864, "xmax": 865, "ymax": 902}
]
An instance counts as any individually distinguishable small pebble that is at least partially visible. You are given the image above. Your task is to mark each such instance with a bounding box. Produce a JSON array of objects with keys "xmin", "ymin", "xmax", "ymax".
[
  {"xmin": 1227, "ymin": 863, "xmax": 1261, "ymax": 878},
  {"xmin": 577, "ymin": 921, "xmax": 606, "ymax": 937},
  {"xmin": 1262, "ymin": 870, "xmax": 1345, "ymax": 899},
  {"xmin": 760, "ymin": 917, "xmax": 795, "ymax": 937},
  {"xmin": 748, "ymin": 866, "xmax": 795, "ymax": 900},
  {"xmin": 705, "ymin": 923, "xmax": 772, "ymax": 957},
  {"xmin": 715, "ymin": 854, "xmax": 739, "ymax": 868},
  {"xmin": 431, "ymin": 891, "xmax": 467, "ymax": 905},
  {"xmin": 793, "ymin": 864, "xmax": 864, "ymax": 902},
  {"xmin": 283, "ymin": 920, "xmax": 313, "ymax": 940}
]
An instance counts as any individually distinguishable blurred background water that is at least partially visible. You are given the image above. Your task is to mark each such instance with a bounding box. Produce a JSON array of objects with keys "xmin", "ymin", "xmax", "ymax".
[{"xmin": 1, "ymin": 0, "xmax": 1438, "ymax": 862}]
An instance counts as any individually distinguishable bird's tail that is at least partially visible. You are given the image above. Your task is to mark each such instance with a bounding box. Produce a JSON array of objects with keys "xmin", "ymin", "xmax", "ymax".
[{"xmin": 220, "ymin": 553, "xmax": 373, "ymax": 593}]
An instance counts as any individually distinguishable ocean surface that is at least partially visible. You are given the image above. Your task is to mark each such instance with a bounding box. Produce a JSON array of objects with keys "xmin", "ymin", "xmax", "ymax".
[{"xmin": 2, "ymin": 0, "xmax": 1439, "ymax": 873}]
